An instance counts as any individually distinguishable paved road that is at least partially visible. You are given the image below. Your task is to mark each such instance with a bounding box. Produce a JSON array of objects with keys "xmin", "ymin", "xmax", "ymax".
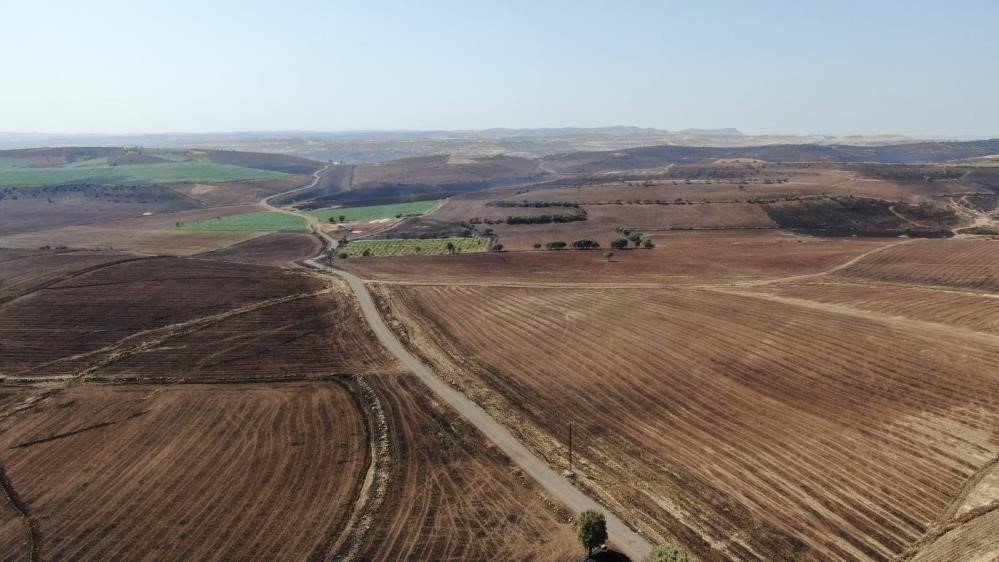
[{"xmin": 273, "ymin": 169, "xmax": 654, "ymax": 560}]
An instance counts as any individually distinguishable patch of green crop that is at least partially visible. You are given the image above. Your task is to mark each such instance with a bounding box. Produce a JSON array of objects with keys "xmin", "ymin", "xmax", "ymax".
[
  {"xmin": 307, "ymin": 200, "xmax": 440, "ymax": 223},
  {"xmin": 174, "ymin": 211, "xmax": 308, "ymax": 232},
  {"xmin": 0, "ymin": 161, "xmax": 288, "ymax": 188},
  {"xmin": 339, "ymin": 237, "xmax": 489, "ymax": 257}
]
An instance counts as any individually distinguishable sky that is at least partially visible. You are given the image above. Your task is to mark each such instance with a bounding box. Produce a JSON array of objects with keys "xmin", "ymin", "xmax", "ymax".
[{"xmin": 3, "ymin": 0, "xmax": 998, "ymax": 137}]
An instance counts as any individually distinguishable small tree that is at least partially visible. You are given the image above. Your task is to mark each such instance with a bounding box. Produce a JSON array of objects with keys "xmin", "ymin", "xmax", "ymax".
[
  {"xmin": 648, "ymin": 544, "xmax": 690, "ymax": 562},
  {"xmin": 533, "ymin": 243, "xmax": 542, "ymax": 249},
  {"xmin": 362, "ymin": 249, "xmax": 371, "ymax": 257},
  {"xmin": 445, "ymin": 241, "xmax": 456, "ymax": 254},
  {"xmin": 339, "ymin": 215, "xmax": 346, "ymax": 222},
  {"xmin": 611, "ymin": 238, "xmax": 628, "ymax": 250},
  {"xmin": 492, "ymin": 243, "xmax": 504, "ymax": 252},
  {"xmin": 338, "ymin": 252, "xmax": 348, "ymax": 259},
  {"xmin": 642, "ymin": 238, "xmax": 656, "ymax": 249},
  {"xmin": 603, "ymin": 251, "xmax": 614, "ymax": 261},
  {"xmin": 576, "ymin": 510, "xmax": 607, "ymax": 557}
]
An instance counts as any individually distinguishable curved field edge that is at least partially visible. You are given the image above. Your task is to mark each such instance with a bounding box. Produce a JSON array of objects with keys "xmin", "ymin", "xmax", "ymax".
[{"xmin": 0, "ymin": 380, "xmax": 373, "ymax": 561}]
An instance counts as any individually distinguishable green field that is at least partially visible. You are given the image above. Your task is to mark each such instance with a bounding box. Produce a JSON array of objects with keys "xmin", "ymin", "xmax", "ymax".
[
  {"xmin": 0, "ymin": 161, "xmax": 288, "ymax": 188},
  {"xmin": 306, "ymin": 200, "xmax": 440, "ymax": 223},
  {"xmin": 174, "ymin": 211, "xmax": 308, "ymax": 232},
  {"xmin": 339, "ymin": 237, "xmax": 490, "ymax": 257}
]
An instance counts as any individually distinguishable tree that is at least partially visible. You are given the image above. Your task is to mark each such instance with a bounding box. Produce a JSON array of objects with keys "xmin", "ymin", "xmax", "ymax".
[
  {"xmin": 576, "ymin": 510, "xmax": 607, "ymax": 557},
  {"xmin": 533, "ymin": 243, "xmax": 542, "ymax": 249},
  {"xmin": 445, "ymin": 241, "xmax": 456, "ymax": 254},
  {"xmin": 642, "ymin": 238, "xmax": 656, "ymax": 249},
  {"xmin": 362, "ymin": 249, "xmax": 371, "ymax": 257},
  {"xmin": 611, "ymin": 238, "xmax": 629, "ymax": 250},
  {"xmin": 546, "ymin": 241, "xmax": 567, "ymax": 250},
  {"xmin": 492, "ymin": 243, "xmax": 504, "ymax": 252},
  {"xmin": 339, "ymin": 215, "xmax": 346, "ymax": 222},
  {"xmin": 648, "ymin": 544, "xmax": 690, "ymax": 562},
  {"xmin": 603, "ymin": 251, "xmax": 614, "ymax": 261}
]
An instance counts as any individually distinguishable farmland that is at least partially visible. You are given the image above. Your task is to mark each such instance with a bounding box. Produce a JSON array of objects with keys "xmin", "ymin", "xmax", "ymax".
[
  {"xmin": 340, "ymin": 237, "xmax": 491, "ymax": 258},
  {"xmin": 0, "ymin": 161, "xmax": 289, "ymax": 188},
  {"xmin": 306, "ymin": 200, "xmax": 440, "ymax": 223},
  {"xmin": 0, "ymin": 382, "xmax": 370, "ymax": 560},
  {"xmin": 374, "ymin": 274, "xmax": 999, "ymax": 561},
  {"xmin": 0, "ymin": 249, "xmax": 578, "ymax": 559},
  {"xmin": 174, "ymin": 211, "xmax": 308, "ymax": 232}
]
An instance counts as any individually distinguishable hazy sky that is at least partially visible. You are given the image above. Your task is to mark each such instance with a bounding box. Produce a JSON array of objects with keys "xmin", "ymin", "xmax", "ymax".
[{"xmin": 3, "ymin": 0, "xmax": 997, "ymax": 136}]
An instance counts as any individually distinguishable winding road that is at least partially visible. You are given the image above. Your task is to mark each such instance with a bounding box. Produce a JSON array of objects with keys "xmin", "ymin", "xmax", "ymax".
[{"xmin": 264, "ymin": 168, "xmax": 655, "ymax": 561}]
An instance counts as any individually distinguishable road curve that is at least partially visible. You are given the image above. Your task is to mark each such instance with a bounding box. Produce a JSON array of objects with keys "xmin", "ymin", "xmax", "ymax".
[{"xmin": 269, "ymin": 168, "xmax": 654, "ymax": 560}]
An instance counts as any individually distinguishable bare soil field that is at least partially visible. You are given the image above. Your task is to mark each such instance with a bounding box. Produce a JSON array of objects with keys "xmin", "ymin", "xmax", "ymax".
[
  {"xmin": 170, "ymin": 175, "xmax": 311, "ymax": 207},
  {"xmin": 0, "ymin": 249, "xmax": 137, "ymax": 302},
  {"xmin": 835, "ymin": 238, "xmax": 999, "ymax": 292},
  {"xmin": 375, "ymin": 283, "xmax": 999, "ymax": 561},
  {"xmin": 0, "ymin": 248, "xmax": 580, "ymax": 560},
  {"xmin": 0, "ymin": 226, "xmax": 263, "ymax": 255},
  {"xmin": 0, "ymin": 187, "xmax": 198, "ymax": 236},
  {"xmin": 0, "ymin": 382, "xmax": 370, "ymax": 560},
  {"xmin": 0, "ymin": 256, "xmax": 326, "ymax": 377},
  {"xmin": 94, "ymin": 287, "xmax": 391, "ymax": 381},
  {"xmin": 196, "ymin": 232, "xmax": 322, "ymax": 266},
  {"xmin": 341, "ymin": 231, "xmax": 892, "ymax": 284},
  {"xmin": 354, "ymin": 373, "xmax": 578, "ymax": 561},
  {"xmin": 751, "ymin": 279, "xmax": 999, "ymax": 335}
]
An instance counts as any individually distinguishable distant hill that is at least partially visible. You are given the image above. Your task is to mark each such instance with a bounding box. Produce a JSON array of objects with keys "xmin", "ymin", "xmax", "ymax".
[{"xmin": 543, "ymin": 139, "xmax": 999, "ymax": 174}]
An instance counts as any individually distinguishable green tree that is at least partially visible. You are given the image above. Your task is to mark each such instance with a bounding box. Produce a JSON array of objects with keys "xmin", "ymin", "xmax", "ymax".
[
  {"xmin": 533, "ymin": 243, "xmax": 542, "ymax": 249},
  {"xmin": 492, "ymin": 243, "xmax": 504, "ymax": 252},
  {"xmin": 445, "ymin": 241, "xmax": 456, "ymax": 254},
  {"xmin": 338, "ymin": 214, "xmax": 346, "ymax": 222},
  {"xmin": 362, "ymin": 249, "xmax": 371, "ymax": 257},
  {"xmin": 603, "ymin": 251, "xmax": 614, "ymax": 261},
  {"xmin": 642, "ymin": 238, "xmax": 656, "ymax": 249},
  {"xmin": 648, "ymin": 544, "xmax": 690, "ymax": 562},
  {"xmin": 576, "ymin": 510, "xmax": 607, "ymax": 557},
  {"xmin": 611, "ymin": 238, "xmax": 629, "ymax": 249}
]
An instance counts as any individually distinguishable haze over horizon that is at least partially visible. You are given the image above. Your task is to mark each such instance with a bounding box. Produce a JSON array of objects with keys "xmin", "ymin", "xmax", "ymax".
[{"xmin": 4, "ymin": 0, "xmax": 998, "ymax": 137}]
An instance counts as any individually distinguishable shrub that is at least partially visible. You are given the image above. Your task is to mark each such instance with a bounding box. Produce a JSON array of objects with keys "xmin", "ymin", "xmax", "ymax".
[
  {"xmin": 492, "ymin": 243, "xmax": 504, "ymax": 252},
  {"xmin": 648, "ymin": 544, "xmax": 690, "ymax": 562},
  {"xmin": 533, "ymin": 243, "xmax": 542, "ymax": 249},
  {"xmin": 611, "ymin": 238, "xmax": 629, "ymax": 249},
  {"xmin": 642, "ymin": 238, "xmax": 656, "ymax": 249},
  {"xmin": 546, "ymin": 241, "xmax": 567, "ymax": 250},
  {"xmin": 571, "ymin": 239, "xmax": 600, "ymax": 250}
]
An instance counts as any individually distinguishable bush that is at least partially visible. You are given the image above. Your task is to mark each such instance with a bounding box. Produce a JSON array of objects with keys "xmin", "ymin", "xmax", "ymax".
[
  {"xmin": 533, "ymin": 243, "xmax": 542, "ymax": 249},
  {"xmin": 362, "ymin": 249, "xmax": 371, "ymax": 257},
  {"xmin": 642, "ymin": 238, "xmax": 656, "ymax": 249},
  {"xmin": 576, "ymin": 510, "xmax": 607, "ymax": 557},
  {"xmin": 648, "ymin": 544, "xmax": 690, "ymax": 562},
  {"xmin": 546, "ymin": 241, "xmax": 567, "ymax": 250},
  {"xmin": 492, "ymin": 243, "xmax": 504, "ymax": 252},
  {"xmin": 571, "ymin": 239, "xmax": 600, "ymax": 250},
  {"xmin": 338, "ymin": 252, "xmax": 348, "ymax": 259},
  {"xmin": 611, "ymin": 238, "xmax": 629, "ymax": 249}
]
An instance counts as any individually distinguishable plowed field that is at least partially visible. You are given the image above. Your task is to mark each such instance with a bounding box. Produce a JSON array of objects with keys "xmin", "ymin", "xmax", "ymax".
[
  {"xmin": 377, "ymin": 283, "xmax": 999, "ymax": 561},
  {"xmin": 0, "ymin": 382, "xmax": 369, "ymax": 561}
]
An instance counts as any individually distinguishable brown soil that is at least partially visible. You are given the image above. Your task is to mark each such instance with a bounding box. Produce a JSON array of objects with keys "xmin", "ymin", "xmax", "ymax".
[
  {"xmin": 197, "ymin": 232, "xmax": 322, "ymax": 266},
  {"xmin": 340, "ymin": 231, "xmax": 893, "ymax": 284},
  {"xmin": 378, "ymin": 283, "xmax": 999, "ymax": 561},
  {"xmin": 0, "ymin": 226, "xmax": 263, "ymax": 256},
  {"xmin": 0, "ymin": 382, "xmax": 370, "ymax": 560}
]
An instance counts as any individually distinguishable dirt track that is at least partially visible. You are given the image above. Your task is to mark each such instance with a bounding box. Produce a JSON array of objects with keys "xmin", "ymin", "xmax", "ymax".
[{"xmin": 331, "ymin": 267, "xmax": 654, "ymax": 561}]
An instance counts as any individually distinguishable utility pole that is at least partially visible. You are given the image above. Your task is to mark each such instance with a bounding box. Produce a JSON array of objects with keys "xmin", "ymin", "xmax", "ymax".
[{"xmin": 565, "ymin": 420, "xmax": 575, "ymax": 478}]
